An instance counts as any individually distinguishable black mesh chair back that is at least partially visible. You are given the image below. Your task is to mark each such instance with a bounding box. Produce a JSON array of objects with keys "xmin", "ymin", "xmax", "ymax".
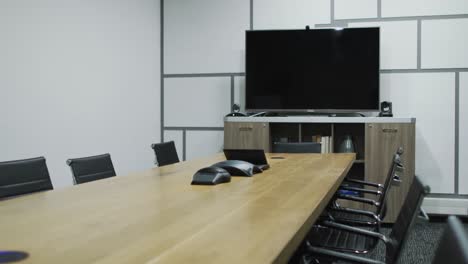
[
  {"xmin": 151, "ymin": 141, "xmax": 180, "ymax": 166},
  {"xmin": 0, "ymin": 157, "xmax": 53, "ymax": 199},
  {"xmin": 67, "ymin": 154, "xmax": 116, "ymax": 184},
  {"xmin": 386, "ymin": 175, "xmax": 429, "ymax": 263},
  {"xmin": 272, "ymin": 142, "xmax": 321, "ymax": 153},
  {"xmin": 432, "ymin": 216, "xmax": 468, "ymax": 264},
  {"xmin": 376, "ymin": 147, "xmax": 404, "ymax": 219}
]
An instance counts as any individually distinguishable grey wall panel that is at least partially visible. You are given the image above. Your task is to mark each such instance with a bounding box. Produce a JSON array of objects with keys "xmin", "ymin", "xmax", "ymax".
[
  {"xmin": 164, "ymin": 0, "xmax": 249, "ymax": 74},
  {"xmin": 253, "ymin": 0, "xmax": 330, "ymax": 29},
  {"xmin": 381, "ymin": 73, "xmax": 456, "ymax": 193},
  {"xmin": 349, "ymin": 21, "xmax": 418, "ymax": 69},
  {"xmin": 164, "ymin": 77, "xmax": 231, "ymax": 127},
  {"xmin": 422, "ymin": 18, "xmax": 468, "ymax": 69},
  {"xmin": 460, "ymin": 72, "xmax": 468, "ymax": 194},
  {"xmin": 335, "ymin": 0, "xmax": 378, "ymax": 19},
  {"xmin": 382, "ymin": 0, "xmax": 468, "ymax": 17},
  {"xmin": 186, "ymin": 130, "xmax": 224, "ymax": 160}
]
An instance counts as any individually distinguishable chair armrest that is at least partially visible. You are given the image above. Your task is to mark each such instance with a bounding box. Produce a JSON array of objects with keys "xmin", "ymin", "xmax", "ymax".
[
  {"xmin": 343, "ymin": 178, "xmax": 384, "ymax": 189},
  {"xmin": 321, "ymin": 220, "xmax": 392, "ymax": 245},
  {"xmin": 306, "ymin": 245, "xmax": 384, "ymax": 264},
  {"xmin": 336, "ymin": 194, "xmax": 380, "ymax": 207},
  {"xmin": 328, "ymin": 207, "xmax": 381, "ymax": 223},
  {"xmin": 327, "ymin": 217, "xmax": 378, "ymax": 227},
  {"xmin": 339, "ymin": 186, "xmax": 383, "ymax": 196}
]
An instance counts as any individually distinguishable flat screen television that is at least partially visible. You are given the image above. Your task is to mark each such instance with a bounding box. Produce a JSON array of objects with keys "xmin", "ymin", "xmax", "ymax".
[{"xmin": 245, "ymin": 27, "xmax": 380, "ymax": 113}]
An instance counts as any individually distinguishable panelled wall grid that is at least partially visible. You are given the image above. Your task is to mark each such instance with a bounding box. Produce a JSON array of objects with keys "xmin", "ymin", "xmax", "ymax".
[{"xmin": 161, "ymin": 0, "xmax": 468, "ymax": 202}]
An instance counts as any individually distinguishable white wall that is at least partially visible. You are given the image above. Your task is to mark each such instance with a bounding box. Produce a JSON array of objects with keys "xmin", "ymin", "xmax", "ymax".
[
  {"xmin": 0, "ymin": 0, "xmax": 161, "ymax": 188},
  {"xmin": 162, "ymin": 1, "xmax": 468, "ymax": 198}
]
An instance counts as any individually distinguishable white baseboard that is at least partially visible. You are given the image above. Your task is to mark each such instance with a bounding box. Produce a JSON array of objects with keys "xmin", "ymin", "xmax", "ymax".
[{"xmin": 422, "ymin": 197, "xmax": 468, "ymax": 215}]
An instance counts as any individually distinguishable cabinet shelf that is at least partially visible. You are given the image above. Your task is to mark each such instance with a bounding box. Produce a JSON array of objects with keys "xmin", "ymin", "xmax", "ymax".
[{"xmin": 224, "ymin": 119, "xmax": 415, "ymax": 224}]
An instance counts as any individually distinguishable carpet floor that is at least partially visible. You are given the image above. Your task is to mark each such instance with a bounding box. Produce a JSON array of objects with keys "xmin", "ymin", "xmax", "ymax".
[
  {"xmin": 290, "ymin": 218, "xmax": 468, "ymax": 263},
  {"xmin": 349, "ymin": 219, "xmax": 468, "ymax": 263},
  {"xmin": 373, "ymin": 220, "xmax": 447, "ymax": 263}
]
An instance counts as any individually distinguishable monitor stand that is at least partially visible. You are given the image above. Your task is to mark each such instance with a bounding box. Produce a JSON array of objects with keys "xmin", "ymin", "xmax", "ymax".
[
  {"xmin": 328, "ymin": 113, "xmax": 367, "ymax": 117},
  {"xmin": 247, "ymin": 112, "xmax": 368, "ymax": 117}
]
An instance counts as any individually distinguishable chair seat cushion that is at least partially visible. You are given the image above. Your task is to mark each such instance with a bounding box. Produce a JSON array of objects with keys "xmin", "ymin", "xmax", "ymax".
[{"xmin": 307, "ymin": 225, "xmax": 378, "ymax": 253}]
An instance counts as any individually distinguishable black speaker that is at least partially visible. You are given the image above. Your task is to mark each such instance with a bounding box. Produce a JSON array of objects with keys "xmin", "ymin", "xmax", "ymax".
[{"xmin": 379, "ymin": 101, "xmax": 393, "ymax": 117}]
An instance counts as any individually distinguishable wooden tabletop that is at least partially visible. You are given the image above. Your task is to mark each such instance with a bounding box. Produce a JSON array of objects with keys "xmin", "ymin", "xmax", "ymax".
[{"xmin": 0, "ymin": 153, "xmax": 355, "ymax": 264}]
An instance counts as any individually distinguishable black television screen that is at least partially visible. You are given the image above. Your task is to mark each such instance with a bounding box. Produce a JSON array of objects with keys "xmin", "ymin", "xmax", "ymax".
[{"xmin": 245, "ymin": 28, "xmax": 380, "ymax": 112}]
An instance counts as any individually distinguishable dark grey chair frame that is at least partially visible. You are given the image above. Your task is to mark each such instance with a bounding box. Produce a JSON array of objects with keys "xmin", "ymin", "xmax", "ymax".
[
  {"xmin": 67, "ymin": 153, "xmax": 116, "ymax": 185},
  {"xmin": 0, "ymin": 156, "xmax": 53, "ymax": 199}
]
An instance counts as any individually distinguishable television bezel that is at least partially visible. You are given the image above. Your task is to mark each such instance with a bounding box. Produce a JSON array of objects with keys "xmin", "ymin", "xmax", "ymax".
[{"xmin": 244, "ymin": 27, "xmax": 381, "ymax": 114}]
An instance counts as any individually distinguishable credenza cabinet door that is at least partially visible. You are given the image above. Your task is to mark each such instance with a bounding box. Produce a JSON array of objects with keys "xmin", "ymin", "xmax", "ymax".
[
  {"xmin": 365, "ymin": 123, "xmax": 416, "ymax": 223},
  {"xmin": 224, "ymin": 122, "xmax": 270, "ymax": 151}
]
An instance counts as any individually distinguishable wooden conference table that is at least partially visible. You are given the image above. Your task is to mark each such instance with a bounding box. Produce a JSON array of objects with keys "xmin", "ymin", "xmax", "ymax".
[{"xmin": 0, "ymin": 153, "xmax": 355, "ymax": 264}]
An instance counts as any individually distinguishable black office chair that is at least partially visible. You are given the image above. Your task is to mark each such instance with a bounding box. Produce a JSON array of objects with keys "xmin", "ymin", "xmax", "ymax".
[
  {"xmin": 66, "ymin": 153, "xmax": 116, "ymax": 184},
  {"xmin": 303, "ymin": 176, "xmax": 429, "ymax": 264},
  {"xmin": 272, "ymin": 142, "xmax": 322, "ymax": 153},
  {"xmin": 432, "ymin": 216, "xmax": 468, "ymax": 264},
  {"xmin": 0, "ymin": 157, "xmax": 53, "ymax": 199},
  {"xmin": 326, "ymin": 147, "xmax": 405, "ymax": 229},
  {"xmin": 151, "ymin": 141, "xmax": 180, "ymax": 166},
  {"xmin": 301, "ymin": 148, "xmax": 405, "ymax": 257}
]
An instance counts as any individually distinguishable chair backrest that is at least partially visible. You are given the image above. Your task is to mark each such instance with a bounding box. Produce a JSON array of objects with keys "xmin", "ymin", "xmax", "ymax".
[
  {"xmin": 0, "ymin": 157, "xmax": 53, "ymax": 199},
  {"xmin": 386, "ymin": 175, "xmax": 429, "ymax": 264},
  {"xmin": 67, "ymin": 153, "xmax": 116, "ymax": 184},
  {"xmin": 272, "ymin": 142, "xmax": 321, "ymax": 153},
  {"xmin": 432, "ymin": 216, "xmax": 468, "ymax": 264},
  {"xmin": 151, "ymin": 141, "xmax": 180, "ymax": 166},
  {"xmin": 376, "ymin": 147, "xmax": 404, "ymax": 219}
]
